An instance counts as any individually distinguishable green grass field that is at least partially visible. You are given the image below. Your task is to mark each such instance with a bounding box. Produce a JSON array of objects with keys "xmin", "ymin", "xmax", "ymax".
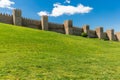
[{"xmin": 0, "ymin": 23, "xmax": 120, "ymax": 80}]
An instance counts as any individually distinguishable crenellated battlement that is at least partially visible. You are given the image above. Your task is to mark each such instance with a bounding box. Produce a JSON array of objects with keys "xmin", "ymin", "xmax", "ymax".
[
  {"xmin": 13, "ymin": 9, "xmax": 21, "ymax": 16},
  {"xmin": 0, "ymin": 12, "xmax": 13, "ymax": 24},
  {"xmin": 22, "ymin": 17, "xmax": 40, "ymax": 23},
  {"xmin": 22, "ymin": 17, "xmax": 41, "ymax": 29},
  {"xmin": 0, "ymin": 13, "xmax": 12, "ymax": 17},
  {"xmin": 0, "ymin": 9, "xmax": 120, "ymax": 41}
]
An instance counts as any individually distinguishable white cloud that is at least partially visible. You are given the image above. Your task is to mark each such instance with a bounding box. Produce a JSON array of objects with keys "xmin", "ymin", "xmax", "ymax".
[
  {"xmin": 38, "ymin": 11, "xmax": 49, "ymax": 16},
  {"xmin": 38, "ymin": 3, "xmax": 93, "ymax": 17},
  {"xmin": 0, "ymin": 0, "xmax": 15, "ymax": 9},
  {"xmin": 64, "ymin": 0, "xmax": 71, "ymax": 4}
]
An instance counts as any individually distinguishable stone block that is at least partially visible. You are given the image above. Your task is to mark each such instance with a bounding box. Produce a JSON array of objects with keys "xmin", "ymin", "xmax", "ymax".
[
  {"xmin": 64, "ymin": 20, "xmax": 73, "ymax": 35},
  {"xmin": 82, "ymin": 25, "xmax": 89, "ymax": 34},
  {"xmin": 41, "ymin": 15, "xmax": 48, "ymax": 30},
  {"xmin": 106, "ymin": 29, "xmax": 115, "ymax": 41},
  {"xmin": 96, "ymin": 27, "xmax": 103, "ymax": 39},
  {"xmin": 13, "ymin": 9, "xmax": 22, "ymax": 26}
]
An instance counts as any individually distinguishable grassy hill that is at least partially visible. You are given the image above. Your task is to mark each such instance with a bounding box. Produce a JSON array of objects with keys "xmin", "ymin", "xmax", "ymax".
[{"xmin": 0, "ymin": 23, "xmax": 120, "ymax": 80}]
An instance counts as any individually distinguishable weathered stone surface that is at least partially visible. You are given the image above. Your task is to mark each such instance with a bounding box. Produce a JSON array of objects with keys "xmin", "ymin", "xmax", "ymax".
[
  {"xmin": 114, "ymin": 34, "xmax": 117, "ymax": 41},
  {"xmin": 96, "ymin": 27, "xmax": 103, "ymax": 39},
  {"xmin": 22, "ymin": 18, "xmax": 41, "ymax": 29},
  {"xmin": 64, "ymin": 20, "xmax": 73, "ymax": 35},
  {"xmin": 41, "ymin": 16, "xmax": 48, "ymax": 30},
  {"xmin": 0, "ymin": 14, "xmax": 13, "ymax": 24},
  {"xmin": 102, "ymin": 32, "xmax": 109, "ymax": 40},
  {"xmin": 13, "ymin": 9, "xmax": 22, "ymax": 26},
  {"xmin": 115, "ymin": 32, "xmax": 120, "ymax": 41},
  {"xmin": 88, "ymin": 30, "xmax": 97, "ymax": 38},
  {"xmin": 106, "ymin": 29, "xmax": 115, "ymax": 41},
  {"xmin": 82, "ymin": 25, "xmax": 89, "ymax": 34},
  {"xmin": 48, "ymin": 22, "xmax": 65, "ymax": 34},
  {"xmin": 72, "ymin": 27, "xmax": 83, "ymax": 36}
]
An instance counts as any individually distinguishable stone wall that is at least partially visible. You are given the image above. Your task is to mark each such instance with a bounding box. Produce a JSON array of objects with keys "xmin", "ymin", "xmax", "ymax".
[
  {"xmin": 102, "ymin": 32, "xmax": 109, "ymax": 40},
  {"xmin": 48, "ymin": 22, "xmax": 65, "ymax": 34},
  {"xmin": 88, "ymin": 30, "xmax": 97, "ymax": 38},
  {"xmin": 96, "ymin": 27, "xmax": 103, "ymax": 39},
  {"xmin": 64, "ymin": 20, "xmax": 73, "ymax": 35},
  {"xmin": 72, "ymin": 27, "xmax": 83, "ymax": 36},
  {"xmin": 22, "ymin": 18, "xmax": 41, "ymax": 29},
  {"xmin": 0, "ymin": 9, "xmax": 120, "ymax": 41},
  {"xmin": 13, "ymin": 9, "xmax": 22, "ymax": 26},
  {"xmin": 115, "ymin": 32, "xmax": 120, "ymax": 41},
  {"xmin": 0, "ymin": 13, "xmax": 13, "ymax": 24}
]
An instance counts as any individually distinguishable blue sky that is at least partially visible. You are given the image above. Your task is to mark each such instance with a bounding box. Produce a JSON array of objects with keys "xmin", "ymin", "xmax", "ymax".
[{"xmin": 0, "ymin": 0, "xmax": 120, "ymax": 32}]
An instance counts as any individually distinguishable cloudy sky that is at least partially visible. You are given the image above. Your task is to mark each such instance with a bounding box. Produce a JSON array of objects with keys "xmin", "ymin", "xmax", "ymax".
[{"xmin": 0, "ymin": 0, "xmax": 120, "ymax": 32}]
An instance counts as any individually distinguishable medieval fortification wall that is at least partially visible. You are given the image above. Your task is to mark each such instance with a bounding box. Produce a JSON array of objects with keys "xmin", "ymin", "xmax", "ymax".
[{"xmin": 0, "ymin": 9, "xmax": 120, "ymax": 41}]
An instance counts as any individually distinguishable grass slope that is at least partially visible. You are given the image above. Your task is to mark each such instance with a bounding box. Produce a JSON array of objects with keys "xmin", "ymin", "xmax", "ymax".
[{"xmin": 0, "ymin": 23, "xmax": 120, "ymax": 80}]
